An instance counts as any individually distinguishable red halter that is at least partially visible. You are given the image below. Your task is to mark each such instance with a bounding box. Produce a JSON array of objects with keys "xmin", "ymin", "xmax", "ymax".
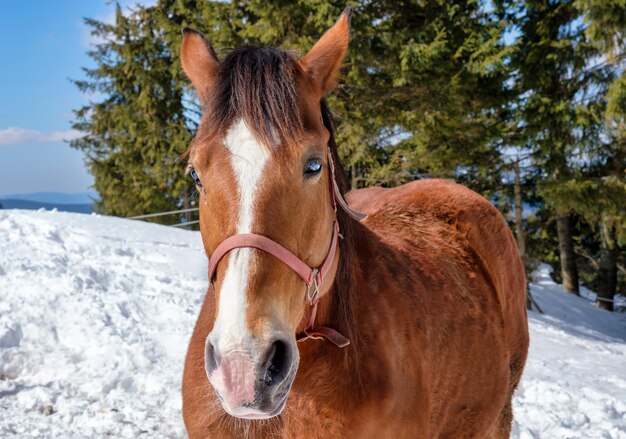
[{"xmin": 207, "ymin": 147, "xmax": 360, "ymax": 349}]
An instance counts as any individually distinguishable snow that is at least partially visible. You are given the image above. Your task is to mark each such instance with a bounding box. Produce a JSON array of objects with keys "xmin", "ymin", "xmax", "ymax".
[
  {"xmin": 1, "ymin": 210, "xmax": 625, "ymax": 438},
  {"xmin": 513, "ymin": 265, "xmax": 626, "ymax": 439},
  {"xmin": 0, "ymin": 210, "xmax": 207, "ymax": 437}
]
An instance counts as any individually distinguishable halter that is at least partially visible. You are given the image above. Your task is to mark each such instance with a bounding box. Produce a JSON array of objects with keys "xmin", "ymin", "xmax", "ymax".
[{"xmin": 207, "ymin": 145, "xmax": 364, "ymax": 349}]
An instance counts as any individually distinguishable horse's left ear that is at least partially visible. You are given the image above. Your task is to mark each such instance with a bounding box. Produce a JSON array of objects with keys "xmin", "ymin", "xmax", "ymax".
[
  {"xmin": 301, "ymin": 8, "xmax": 352, "ymax": 97},
  {"xmin": 180, "ymin": 28, "xmax": 219, "ymax": 104}
]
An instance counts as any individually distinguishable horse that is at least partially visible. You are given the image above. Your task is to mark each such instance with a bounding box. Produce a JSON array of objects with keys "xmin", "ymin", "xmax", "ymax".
[{"xmin": 179, "ymin": 8, "xmax": 529, "ymax": 438}]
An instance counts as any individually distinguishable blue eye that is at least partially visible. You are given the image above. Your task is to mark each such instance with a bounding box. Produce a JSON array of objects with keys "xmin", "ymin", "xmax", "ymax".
[
  {"xmin": 305, "ymin": 159, "xmax": 322, "ymax": 177},
  {"xmin": 190, "ymin": 168, "xmax": 202, "ymax": 186}
]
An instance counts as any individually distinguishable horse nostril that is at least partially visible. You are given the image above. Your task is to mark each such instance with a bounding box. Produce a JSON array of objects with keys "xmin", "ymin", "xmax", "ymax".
[
  {"xmin": 262, "ymin": 339, "xmax": 291, "ymax": 387},
  {"xmin": 205, "ymin": 340, "xmax": 220, "ymax": 375}
]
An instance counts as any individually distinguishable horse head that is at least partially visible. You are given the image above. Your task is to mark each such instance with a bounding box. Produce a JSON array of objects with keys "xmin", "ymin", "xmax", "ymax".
[{"xmin": 181, "ymin": 9, "xmax": 354, "ymax": 420}]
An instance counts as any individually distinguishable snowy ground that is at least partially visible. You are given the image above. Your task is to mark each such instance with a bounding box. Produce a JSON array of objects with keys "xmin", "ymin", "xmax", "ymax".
[
  {"xmin": 514, "ymin": 266, "xmax": 626, "ymax": 439},
  {"xmin": 0, "ymin": 210, "xmax": 207, "ymax": 437},
  {"xmin": 1, "ymin": 210, "xmax": 625, "ymax": 438}
]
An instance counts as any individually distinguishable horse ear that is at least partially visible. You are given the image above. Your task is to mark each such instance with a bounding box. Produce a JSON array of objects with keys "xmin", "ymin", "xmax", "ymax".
[
  {"xmin": 301, "ymin": 8, "xmax": 352, "ymax": 97},
  {"xmin": 181, "ymin": 28, "xmax": 219, "ymax": 104}
]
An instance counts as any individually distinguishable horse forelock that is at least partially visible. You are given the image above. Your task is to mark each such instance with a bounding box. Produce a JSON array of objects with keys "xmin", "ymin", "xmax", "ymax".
[{"xmin": 191, "ymin": 46, "xmax": 304, "ymax": 153}]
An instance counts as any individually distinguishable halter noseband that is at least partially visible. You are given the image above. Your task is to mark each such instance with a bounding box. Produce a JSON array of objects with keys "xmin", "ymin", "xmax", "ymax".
[{"xmin": 207, "ymin": 146, "xmax": 363, "ymax": 349}]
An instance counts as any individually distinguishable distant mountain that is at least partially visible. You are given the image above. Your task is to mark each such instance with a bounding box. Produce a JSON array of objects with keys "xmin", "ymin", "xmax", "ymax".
[
  {"xmin": 0, "ymin": 191, "xmax": 98, "ymax": 205},
  {"xmin": 0, "ymin": 199, "xmax": 93, "ymax": 214}
]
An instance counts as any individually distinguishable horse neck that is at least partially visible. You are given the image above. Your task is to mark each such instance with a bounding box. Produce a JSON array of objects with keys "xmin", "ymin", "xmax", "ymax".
[
  {"xmin": 300, "ymin": 216, "xmax": 371, "ymax": 375},
  {"xmin": 302, "ymin": 102, "xmax": 372, "ymax": 378}
]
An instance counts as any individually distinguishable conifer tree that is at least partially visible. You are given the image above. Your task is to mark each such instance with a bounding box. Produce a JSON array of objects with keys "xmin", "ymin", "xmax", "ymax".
[
  {"xmin": 74, "ymin": 0, "xmax": 511, "ymax": 219},
  {"xmin": 499, "ymin": 0, "xmax": 603, "ymax": 294},
  {"xmin": 72, "ymin": 4, "xmax": 195, "ymax": 221},
  {"xmin": 570, "ymin": 0, "xmax": 626, "ymax": 308},
  {"xmin": 167, "ymin": 0, "xmax": 511, "ymax": 191},
  {"xmin": 497, "ymin": 0, "xmax": 626, "ymax": 303}
]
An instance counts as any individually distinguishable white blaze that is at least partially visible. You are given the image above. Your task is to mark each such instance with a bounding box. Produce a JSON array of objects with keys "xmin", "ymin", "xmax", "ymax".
[{"xmin": 211, "ymin": 119, "xmax": 269, "ymax": 350}]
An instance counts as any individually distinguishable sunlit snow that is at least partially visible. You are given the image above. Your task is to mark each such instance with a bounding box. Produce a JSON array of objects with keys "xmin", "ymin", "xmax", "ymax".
[{"xmin": 1, "ymin": 210, "xmax": 624, "ymax": 438}]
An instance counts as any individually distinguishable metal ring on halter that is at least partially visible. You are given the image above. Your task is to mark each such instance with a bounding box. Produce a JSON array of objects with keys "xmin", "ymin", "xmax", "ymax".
[{"xmin": 307, "ymin": 268, "xmax": 320, "ymax": 304}]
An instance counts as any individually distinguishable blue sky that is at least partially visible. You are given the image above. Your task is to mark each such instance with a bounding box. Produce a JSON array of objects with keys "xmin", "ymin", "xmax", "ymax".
[{"xmin": 0, "ymin": 1, "xmax": 152, "ymax": 196}]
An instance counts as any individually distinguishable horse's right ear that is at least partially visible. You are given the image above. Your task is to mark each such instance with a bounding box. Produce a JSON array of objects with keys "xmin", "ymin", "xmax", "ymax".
[
  {"xmin": 181, "ymin": 28, "xmax": 218, "ymax": 104},
  {"xmin": 301, "ymin": 8, "xmax": 352, "ymax": 98}
]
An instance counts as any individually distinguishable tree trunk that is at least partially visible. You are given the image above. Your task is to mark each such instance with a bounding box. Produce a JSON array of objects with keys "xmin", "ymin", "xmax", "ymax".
[
  {"xmin": 350, "ymin": 164, "xmax": 358, "ymax": 191},
  {"xmin": 596, "ymin": 217, "xmax": 617, "ymax": 311},
  {"xmin": 556, "ymin": 214, "xmax": 579, "ymax": 295},
  {"xmin": 513, "ymin": 161, "xmax": 526, "ymax": 259},
  {"xmin": 513, "ymin": 162, "xmax": 532, "ymax": 310}
]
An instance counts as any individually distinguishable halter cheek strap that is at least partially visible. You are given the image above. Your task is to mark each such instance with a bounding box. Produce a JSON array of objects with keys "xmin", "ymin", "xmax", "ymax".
[{"xmin": 207, "ymin": 146, "xmax": 363, "ymax": 349}]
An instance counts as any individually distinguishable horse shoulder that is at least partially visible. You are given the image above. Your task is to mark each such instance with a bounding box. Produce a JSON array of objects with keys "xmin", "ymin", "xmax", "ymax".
[{"xmin": 351, "ymin": 179, "xmax": 527, "ymax": 326}]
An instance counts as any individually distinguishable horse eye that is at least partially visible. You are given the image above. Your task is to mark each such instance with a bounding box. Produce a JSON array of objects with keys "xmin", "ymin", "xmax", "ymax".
[
  {"xmin": 190, "ymin": 168, "xmax": 202, "ymax": 187},
  {"xmin": 304, "ymin": 159, "xmax": 322, "ymax": 177}
]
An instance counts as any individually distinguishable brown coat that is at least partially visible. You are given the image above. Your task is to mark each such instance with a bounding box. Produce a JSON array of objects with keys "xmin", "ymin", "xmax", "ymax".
[{"xmin": 183, "ymin": 179, "xmax": 529, "ymax": 438}]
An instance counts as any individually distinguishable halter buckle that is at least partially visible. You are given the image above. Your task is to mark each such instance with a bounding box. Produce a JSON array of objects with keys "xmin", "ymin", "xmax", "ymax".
[{"xmin": 307, "ymin": 268, "xmax": 320, "ymax": 304}]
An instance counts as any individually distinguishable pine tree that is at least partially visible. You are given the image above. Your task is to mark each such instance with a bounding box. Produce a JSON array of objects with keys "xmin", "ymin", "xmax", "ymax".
[
  {"xmin": 568, "ymin": 0, "xmax": 626, "ymax": 309},
  {"xmin": 71, "ymin": 4, "xmax": 195, "ymax": 222},
  {"xmin": 357, "ymin": 1, "xmax": 511, "ymax": 194},
  {"xmin": 497, "ymin": 0, "xmax": 626, "ymax": 304},
  {"xmin": 74, "ymin": 1, "xmax": 512, "ymax": 220},
  {"xmin": 158, "ymin": 0, "xmax": 510, "ymax": 191},
  {"xmin": 499, "ymin": 0, "xmax": 602, "ymax": 294}
]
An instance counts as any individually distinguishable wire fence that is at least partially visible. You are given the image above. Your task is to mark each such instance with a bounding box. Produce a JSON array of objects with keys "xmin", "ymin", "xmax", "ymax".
[
  {"xmin": 171, "ymin": 220, "xmax": 200, "ymax": 227},
  {"xmin": 129, "ymin": 207, "xmax": 199, "ymax": 227}
]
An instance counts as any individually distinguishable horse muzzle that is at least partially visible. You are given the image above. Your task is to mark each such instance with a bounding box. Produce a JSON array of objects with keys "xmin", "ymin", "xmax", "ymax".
[{"xmin": 204, "ymin": 336, "xmax": 298, "ymax": 419}]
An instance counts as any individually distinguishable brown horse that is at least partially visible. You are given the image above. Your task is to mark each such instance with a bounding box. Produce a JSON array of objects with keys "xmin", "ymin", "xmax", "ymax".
[{"xmin": 180, "ymin": 9, "xmax": 529, "ymax": 439}]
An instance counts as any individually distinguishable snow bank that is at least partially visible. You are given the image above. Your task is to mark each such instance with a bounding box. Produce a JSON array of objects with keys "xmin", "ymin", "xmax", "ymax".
[
  {"xmin": 0, "ymin": 210, "xmax": 207, "ymax": 437},
  {"xmin": 1, "ymin": 210, "xmax": 625, "ymax": 438}
]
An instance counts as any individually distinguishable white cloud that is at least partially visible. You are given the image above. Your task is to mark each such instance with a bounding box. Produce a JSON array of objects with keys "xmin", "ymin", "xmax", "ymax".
[{"xmin": 0, "ymin": 128, "xmax": 83, "ymax": 145}]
